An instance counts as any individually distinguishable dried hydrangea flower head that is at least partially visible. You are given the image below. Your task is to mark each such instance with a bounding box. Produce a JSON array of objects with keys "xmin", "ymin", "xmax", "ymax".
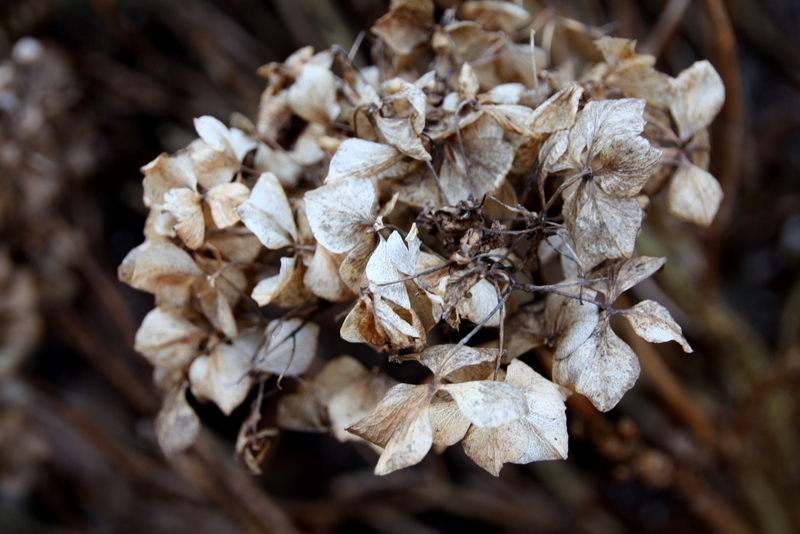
[{"xmin": 121, "ymin": 0, "xmax": 722, "ymax": 476}]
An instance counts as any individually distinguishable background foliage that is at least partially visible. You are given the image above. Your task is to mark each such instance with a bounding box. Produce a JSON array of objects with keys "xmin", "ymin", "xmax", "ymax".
[{"xmin": 1, "ymin": 0, "xmax": 799, "ymax": 532}]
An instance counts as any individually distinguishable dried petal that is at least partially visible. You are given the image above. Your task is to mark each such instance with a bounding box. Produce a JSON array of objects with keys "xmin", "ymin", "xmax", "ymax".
[
  {"xmin": 366, "ymin": 233, "xmax": 410, "ymax": 309},
  {"xmin": 457, "ymin": 278, "xmax": 502, "ymax": 327},
  {"xmin": 325, "ymin": 138, "xmax": 403, "ymax": 184},
  {"xmin": 564, "ymin": 182, "xmax": 643, "ymax": 268},
  {"xmin": 667, "ymin": 161, "xmax": 723, "ymax": 227},
  {"xmin": 462, "ymin": 360, "xmax": 569, "ymax": 475},
  {"xmin": 529, "ymin": 83, "xmax": 583, "ymax": 134},
  {"xmin": 119, "ymin": 241, "xmax": 203, "ymax": 307},
  {"xmin": 347, "ymin": 382, "xmax": 433, "ymax": 475},
  {"xmin": 206, "ymin": 182, "xmax": 250, "ymax": 228},
  {"xmin": 142, "ymin": 151, "xmax": 197, "ymax": 208},
  {"xmin": 163, "ymin": 188, "xmax": 204, "ymax": 249},
  {"xmin": 237, "ymin": 172, "xmax": 297, "ymax": 249},
  {"xmin": 251, "ymin": 256, "xmax": 297, "ymax": 306},
  {"xmin": 620, "ymin": 300, "xmax": 692, "ymax": 352},
  {"xmin": 440, "ymin": 380, "xmax": 527, "ymax": 428},
  {"xmin": 552, "ymin": 316, "xmax": 640, "ymax": 412},
  {"xmin": 419, "ymin": 344, "xmax": 496, "ymax": 379},
  {"xmin": 671, "ymin": 60, "xmax": 725, "ymax": 140},
  {"xmin": 155, "ymin": 383, "xmax": 200, "ymax": 457},
  {"xmin": 134, "ymin": 307, "xmax": 205, "ymax": 371},
  {"xmin": 428, "ymin": 398, "xmax": 471, "ymax": 446},
  {"xmin": 253, "ymin": 319, "xmax": 319, "ymax": 376},
  {"xmin": 305, "ymin": 177, "xmax": 377, "ymax": 254},
  {"xmin": 189, "ymin": 342, "xmax": 253, "ymax": 415},
  {"xmin": 288, "ymin": 61, "xmax": 341, "ymax": 124},
  {"xmin": 304, "ymin": 245, "xmax": 354, "ymax": 302}
]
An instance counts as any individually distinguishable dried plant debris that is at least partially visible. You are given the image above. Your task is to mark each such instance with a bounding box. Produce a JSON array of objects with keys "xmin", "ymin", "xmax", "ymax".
[{"xmin": 120, "ymin": 0, "xmax": 723, "ymax": 476}]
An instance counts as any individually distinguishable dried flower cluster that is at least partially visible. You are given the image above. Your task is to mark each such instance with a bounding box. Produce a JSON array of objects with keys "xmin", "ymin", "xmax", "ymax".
[{"xmin": 120, "ymin": 0, "xmax": 724, "ymax": 476}]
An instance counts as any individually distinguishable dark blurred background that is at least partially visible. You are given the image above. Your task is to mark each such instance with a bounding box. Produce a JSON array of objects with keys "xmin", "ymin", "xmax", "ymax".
[{"xmin": 1, "ymin": 0, "xmax": 799, "ymax": 533}]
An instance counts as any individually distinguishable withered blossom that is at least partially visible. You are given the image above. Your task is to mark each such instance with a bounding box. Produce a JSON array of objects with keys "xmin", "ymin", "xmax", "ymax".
[{"xmin": 119, "ymin": 0, "xmax": 723, "ymax": 476}]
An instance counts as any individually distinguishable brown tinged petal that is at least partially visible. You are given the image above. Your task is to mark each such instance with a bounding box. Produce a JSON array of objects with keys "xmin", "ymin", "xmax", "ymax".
[
  {"xmin": 563, "ymin": 182, "xmax": 643, "ymax": 269},
  {"xmin": 163, "ymin": 187, "xmax": 205, "ymax": 250},
  {"xmin": 372, "ymin": 0, "xmax": 435, "ymax": 71},
  {"xmin": 303, "ymin": 245, "xmax": 354, "ymax": 303},
  {"xmin": 155, "ymin": 383, "xmax": 201, "ymax": 457},
  {"xmin": 439, "ymin": 380, "xmax": 527, "ymax": 428},
  {"xmin": 252, "ymin": 319, "xmax": 319, "ymax": 377},
  {"xmin": 528, "ymin": 83, "xmax": 583, "ymax": 135},
  {"xmin": 619, "ymin": 300, "xmax": 693, "ymax": 353},
  {"xmin": 670, "ymin": 60, "xmax": 725, "ymax": 141},
  {"xmin": 251, "ymin": 256, "xmax": 297, "ymax": 307},
  {"xmin": 347, "ymin": 382, "xmax": 433, "ymax": 475},
  {"xmin": 462, "ymin": 360, "xmax": 569, "ymax": 475},
  {"xmin": 134, "ymin": 307, "xmax": 206, "ymax": 372},
  {"xmin": 325, "ymin": 138, "xmax": 404, "ymax": 184},
  {"xmin": 237, "ymin": 172, "xmax": 297, "ymax": 249},
  {"xmin": 418, "ymin": 344, "xmax": 496, "ymax": 379},
  {"xmin": 119, "ymin": 240, "xmax": 203, "ymax": 308},
  {"xmin": 189, "ymin": 342, "xmax": 253, "ymax": 416},
  {"xmin": 206, "ymin": 182, "xmax": 250, "ymax": 229},
  {"xmin": 667, "ymin": 160, "xmax": 723, "ymax": 227},
  {"xmin": 460, "ymin": 1, "xmax": 531, "ymax": 34},
  {"xmin": 553, "ymin": 314, "xmax": 640, "ymax": 412},
  {"xmin": 305, "ymin": 176, "xmax": 377, "ymax": 254},
  {"xmin": 288, "ymin": 58, "xmax": 341, "ymax": 125},
  {"xmin": 141, "ymin": 150, "xmax": 197, "ymax": 208}
]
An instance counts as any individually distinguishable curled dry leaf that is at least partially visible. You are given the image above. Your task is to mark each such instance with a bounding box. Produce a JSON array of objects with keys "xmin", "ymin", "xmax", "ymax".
[
  {"xmin": 341, "ymin": 282, "xmax": 425, "ymax": 351},
  {"xmin": 252, "ymin": 256, "xmax": 297, "ymax": 306},
  {"xmin": 372, "ymin": 82, "xmax": 430, "ymax": 161},
  {"xmin": 236, "ymin": 426, "xmax": 278, "ymax": 475}
]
